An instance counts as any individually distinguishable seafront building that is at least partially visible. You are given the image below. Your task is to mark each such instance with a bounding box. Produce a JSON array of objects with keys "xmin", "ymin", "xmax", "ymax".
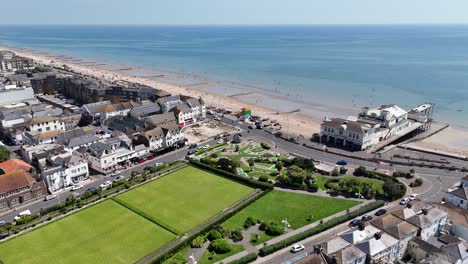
[
  {"xmin": 0, "ymin": 51, "xmax": 34, "ymax": 73},
  {"xmin": 320, "ymin": 103, "xmax": 433, "ymax": 151}
]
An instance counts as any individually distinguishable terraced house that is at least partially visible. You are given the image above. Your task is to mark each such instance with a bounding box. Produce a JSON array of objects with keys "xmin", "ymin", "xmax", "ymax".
[{"xmin": 0, "ymin": 169, "xmax": 46, "ymax": 210}]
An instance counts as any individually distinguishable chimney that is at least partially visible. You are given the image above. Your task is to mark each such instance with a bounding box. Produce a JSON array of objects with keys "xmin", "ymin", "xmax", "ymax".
[
  {"xmin": 422, "ymin": 208, "xmax": 429, "ymax": 215},
  {"xmin": 374, "ymin": 232, "xmax": 382, "ymax": 240},
  {"xmin": 407, "ymin": 203, "xmax": 413, "ymax": 209},
  {"xmin": 331, "ymin": 256, "xmax": 338, "ymax": 264}
]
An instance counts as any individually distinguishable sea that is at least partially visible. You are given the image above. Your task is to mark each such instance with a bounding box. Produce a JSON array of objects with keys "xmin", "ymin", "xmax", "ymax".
[{"xmin": 1, "ymin": 25, "xmax": 467, "ymax": 127}]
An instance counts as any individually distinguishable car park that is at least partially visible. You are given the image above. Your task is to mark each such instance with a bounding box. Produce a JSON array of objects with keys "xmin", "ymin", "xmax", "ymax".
[
  {"xmin": 291, "ymin": 244, "xmax": 305, "ymax": 253},
  {"xmin": 375, "ymin": 209, "xmax": 387, "ymax": 216},
  {"xmin": 361, "ymin": 215, "xmax": 373, "ymax": 222},
  {"xmin": 71, "ymin": 184, "xmax": 83, "ymax": 191},
  {"xmin": 399, "ymin": 197, "xmax": 410, "ymax": 205},
  {"xmin": 44, "ymin": 194, "xmax": 57, "ymax": 201},
  {"xmin": 409, "ymin": 193, "xmax": 419, "ymax": 200}
]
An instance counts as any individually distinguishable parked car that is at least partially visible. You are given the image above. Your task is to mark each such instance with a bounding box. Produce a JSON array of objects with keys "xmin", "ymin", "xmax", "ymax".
[
  {"xmin": 71, "ymin": 192, "xmax": 80, "ymax": 198},
  {"xmin": 71, "ymin": 184, "xmax": 83, "ymax": 191},
  {"xmin": 223, "ymin": 137, "xmax": 230, "ymax": 142},
  {"xmin": 214, "ymin": 135, "xmax": 221, "ymax": 140},
  {"xmin": 409, "ymin": 193, "xmax": 419, "ymax": 200},
  {"xmin": 187, "ymin": 149, "xmax": 196, "ymax": 155},
  {"xmin": 400, "ymin": 197, "xmax": 410, "ymax": 205},
  {"xmin": 0, "ymin": 220, "xmax": 5, "ymax": 227},
  {"xmin": 375, "ymin": 209, "xmax": 387, "ymax": 216},
  {"xmin": 349, "ymin": 219, "xmax": 363, "ymax": 227},
  {"xmin": 86, "ymin": 187, "xmax": 97, "ymax": 194},
  {"xmin": 290, "ymin": 244, "xmax": 305, "ymax": 253},
  {"xmin": 44, "ymin": 194, "xmax": 57, "ymax": 201},
  {"xmin": 214, "ymin": 117, "xmax": 221, "ymax": 121},
  {"xmin": 361, "ymin": 215, "xmax": 373, "ymax": 222},
  {"xmin": 189, "ymin": 144, "xmax": 198, "ymax": 149},
  {"xmin": 223, "ymin": 133, "xmax": 230, "ymax": 137},
  {"xmin": 336, "ymin": 160, "xmax": 348, "ymax": 166},
  {"xmin": 204, "ymin": 144, "xmax": 210, "ymax": 149},
  {"xmin": 256, "ymin": 124, "xmax": 263, "ymax": 129},
  {"xmin": 110, "ymin": 172, "xmax": 120, "ymax": 177},
  {"xmin": 155, "ymin": 163, "xmax": 162, "ymax": 167},
  {"xmin": 217, "ymin": 139, "xmax": 223, "ymax": 144},
  {"xmin": 113, "ymin": 176, "xmax": 126, "ymax": 183},
  {"xmin": 100, "ymin": 181, "xmax": 112, "ymax": 190},
  {"xmin": 14, "ymin": 210, "xmax": 31, "ymax": 221},
  {"xmin": 248, "ymin": 125, "xmax": 254, "ymax": 129}
]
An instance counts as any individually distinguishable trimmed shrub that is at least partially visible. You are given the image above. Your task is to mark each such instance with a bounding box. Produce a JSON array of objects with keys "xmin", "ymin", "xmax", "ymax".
[
  {"xmin": 265, "ymin": 224, "xmax": 283, "ymax": 236},
  {"xmin": 208, "ymin": 230, "xmax": 223, "ymax": 241},
  {"xmin": 191, "ymin": 235, "xmax": 206, "ymax": 248},
  {"xmin": 227, "ymin": 253, "xmax": 258, "ymax": 264},
  {"xmin": 243, "ymin": 217, "xmax": 258, "ymax": 229},
  {"xmin": 209, "ymin": 239, "xmax": 231, "ymax": 254},
  {"xmin": 410, "ymin": 178, "xmax": 423, "ymax": 187},
  {"xmin": 261, "ymin": 142, "xmax": 271, "ymax": 150},
  {"xmin": 258, "ymin": 175, "xmax": 268, "ymax": 182},
  {"xmin": 229, "ymin": 230, "xmax": 244, "ymax": 242}
]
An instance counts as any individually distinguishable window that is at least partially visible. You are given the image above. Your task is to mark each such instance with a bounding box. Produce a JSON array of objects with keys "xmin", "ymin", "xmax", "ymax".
[
  {"xmin": 46, "ymin": 127, "xmax": 51, "ymax": 131},
  {"xmin": 10, "ymin": 197, "xmax": 19, "ymax": 204},
  {"xmin": 0, "ymin": 202, "xmax": 7, "ymax": 208}
]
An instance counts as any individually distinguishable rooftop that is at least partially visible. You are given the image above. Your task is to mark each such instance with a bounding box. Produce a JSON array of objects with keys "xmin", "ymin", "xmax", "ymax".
[
  {"xmin": 0, "ymin": 159, "xmax": 33, "ymax": 174},
  {"xmin": 0, "ymin": 169, "xmax": 35, "ymax": 194}
]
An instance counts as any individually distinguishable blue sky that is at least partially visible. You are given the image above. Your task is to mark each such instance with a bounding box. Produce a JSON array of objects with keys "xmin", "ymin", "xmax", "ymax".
[{"xmin": 3, "ymin": 0, "xmax": 468, "ymax": 25}]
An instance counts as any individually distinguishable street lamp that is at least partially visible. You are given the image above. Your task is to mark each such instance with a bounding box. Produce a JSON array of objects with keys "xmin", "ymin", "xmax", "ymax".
[{"xmin": 281, "ymin": 218, "xmax": 291, "ymax": 249}]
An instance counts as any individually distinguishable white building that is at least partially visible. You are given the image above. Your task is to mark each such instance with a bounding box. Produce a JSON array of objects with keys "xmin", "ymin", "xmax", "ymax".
[
  {"xmin": 135, "ymin": 121, "xmax": 185, "ymax": 151},
  {"xmin": 81, "ymin": 101, "xmax": 137, "ymax": 121},
  {"xmin": 0, "ymin": 55, "xmax": 34, "ymax": 72},
  {"xmin": 27, "ymin": 116, "xmax": 65, "ymax": 133},
  {"xmin": 320, "ymin": 104, "xmax": 417, "ymax": 150},
  {"xmin": 340, "ymin": 225, "xmax": 400, "ymax": 263},
  {"xmin": 82, "ymin": 142, "xmax": 118, "ymax": 174},
  {"xmin": 40, "ymin": 152, "xmax": 89, "ymax": 193}
]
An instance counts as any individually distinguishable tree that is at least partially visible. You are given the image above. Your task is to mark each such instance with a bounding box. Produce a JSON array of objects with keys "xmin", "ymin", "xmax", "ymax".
[
  {"xmin": 276, "ymin": 161, "xmax": 283, "ymax": 172},
  {"xmin": 191, "ymin": 235, "xmax": 206, "ymax": 248},
  {"xmin": 65, "ymin": 194, "xmax": 78, "ymax": 208},
  {"xmin": 209, "ymin": 239, "xmax": 231, "ymax": 254},
  {"xmin": 208, "ymin": 230, "xmax": 223, "ymax": 241},
  {"xmin": 3, "ymin": 222, "xmax": 13, "ymax": 235},
  {"xmin": 235, "ymin": 145, "xmax": 240, "ymax": 152},
  {"xmin": 353, "ymin": 166, "xmax": 367, "ymax": 176},
  {"xmin": 77, "ymin": 115, "xmax": 93, "ymax": 127},
  {"xmin": 232, "ymin": 135, "xmax": 241, "ymax": 144},
  {"xmin": 286, "ymin": 165, "xmax": 307, "ymax": 188},
  {"xmin": 248, "ymin": 159, "xmax": 255, "ymax": 170},
  {"xmin": 0, "ymin": 147, "xmax": 11, "ymax": 163},
  {"xmin": 383, "ymin": 180, "xmax": 405, "ymax": 201},
  {"xmin": 229, "ymin": 230, "xmax": 244, "ymax": 242}
]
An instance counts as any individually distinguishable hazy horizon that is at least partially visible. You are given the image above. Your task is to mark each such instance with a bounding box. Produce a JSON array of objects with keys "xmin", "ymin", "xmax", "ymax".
[{"xmin": 2, "ymin": 0, "xmax": 468, "ymax": 25}]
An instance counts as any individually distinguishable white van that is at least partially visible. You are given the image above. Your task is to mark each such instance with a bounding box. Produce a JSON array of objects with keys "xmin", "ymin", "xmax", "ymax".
[{"xmin": 14, "ymin": 210, "xmax": 31, "ymax": 221}]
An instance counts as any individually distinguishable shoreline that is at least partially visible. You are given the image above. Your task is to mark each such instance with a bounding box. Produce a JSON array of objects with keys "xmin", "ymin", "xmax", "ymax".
[{"xmin": 2, "ymin": 44, "xmax": 468, "ymax": 156}]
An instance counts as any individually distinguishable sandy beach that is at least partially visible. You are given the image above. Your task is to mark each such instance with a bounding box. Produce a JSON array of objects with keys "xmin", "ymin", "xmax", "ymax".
[{"xmin": 2, "ymin": 44, "xmax": 468, "ymax": 156}]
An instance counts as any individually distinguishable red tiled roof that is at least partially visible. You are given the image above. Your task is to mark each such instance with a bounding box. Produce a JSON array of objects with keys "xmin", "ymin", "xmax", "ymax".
[
  {"xmin": 0, "ymin": 159, "xmax": 33, "ymax": 174},
  {"xmin": 0, "ymin": 169, "xmax": 35, "ymax": 194}
]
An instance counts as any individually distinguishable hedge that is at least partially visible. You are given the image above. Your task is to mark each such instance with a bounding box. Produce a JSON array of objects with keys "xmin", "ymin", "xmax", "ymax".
[
  {"xmin": 227, "ymin": 253, "xmax": 258, "ymax": 264},
  {"xmin": 189, "ymin": 159, "xmax": 273, "ymax": 190},
  {"xmin": 258, "ymin": 200, "xmax": 385, "ymax": 256},
  {"xmin": 195, "ymin": 142, "xmax": 227, "ymax": 156},
  {"xmin": 112, "ymin": 197, "xmax": 180, "ymax": 235}
]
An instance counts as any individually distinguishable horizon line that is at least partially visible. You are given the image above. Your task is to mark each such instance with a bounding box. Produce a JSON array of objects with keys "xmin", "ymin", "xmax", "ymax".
[{"xmin": 1, "ymin": 23, "xmax": 468, "ymax": 27}]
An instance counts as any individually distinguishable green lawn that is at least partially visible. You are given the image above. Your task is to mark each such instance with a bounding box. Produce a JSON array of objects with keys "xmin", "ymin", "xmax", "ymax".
[
  {"xmin": 314, "ymin": 175, "xmax": 328, "ymax": 190},
  {"xmin": 0, "ymin": 200, "xmax": 175, "ymax": 264},
  {"xmin": 199, "ymin": 244, "xmax": 244, "ymax": 264},
  {"xmin": 222, "ymin": 190, "xmax": 359, "ymax": 230},
  {"xmin": 117, "ymin": 166, "xmax": 254, "ymax": 233},
  {"xmin": 342, "ymin": 176, "xmax": 384, "ymax": 189}
]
